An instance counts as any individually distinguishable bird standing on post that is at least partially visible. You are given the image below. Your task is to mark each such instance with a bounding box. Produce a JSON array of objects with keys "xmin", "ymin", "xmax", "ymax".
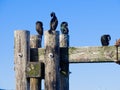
[
  {"xmin": 101, "ymin": 34, "xmax": 111, "ymax": 46},
  {"xmin": 60, "ymin": 22, "xmax": 69, "ymax": 34},
  {"xmin": 36, "ymin": 21, "xmax": 43, "ymax": 36},
  {"xmin": 49, "ymin": 12, "xmax": 58, "ymax": 33}
]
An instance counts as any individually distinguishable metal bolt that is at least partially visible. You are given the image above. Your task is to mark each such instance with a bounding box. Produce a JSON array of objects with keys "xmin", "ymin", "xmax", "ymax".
[
  {"xmin": 18, "ymin": 53, "xmax": 23, "ymax": 57},
  {"xmin": 48, "ymin": 53, "xmax": 54, "ymax": 58}
]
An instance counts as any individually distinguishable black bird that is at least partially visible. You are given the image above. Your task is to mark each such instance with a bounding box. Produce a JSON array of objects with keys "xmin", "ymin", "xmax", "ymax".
[
  {"xmin": 101, "ymin": 34, "xmax": 111, "ymax": 46},
  {"xmin": 36, "ymin": 21, "xmax": 43, "ymax": 36},
  {"xmin": 60, "ymin": 22, "xmax": 69, "ymax": 34},
  {"xmin": 49, "ymin": 12, "xmax": 58, "ymax": 33}
]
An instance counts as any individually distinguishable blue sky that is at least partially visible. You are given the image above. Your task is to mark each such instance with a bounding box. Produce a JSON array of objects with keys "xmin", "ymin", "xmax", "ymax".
[{"xmin": 0, "ymin": 0, "xmax": 120, "ymax": 90}]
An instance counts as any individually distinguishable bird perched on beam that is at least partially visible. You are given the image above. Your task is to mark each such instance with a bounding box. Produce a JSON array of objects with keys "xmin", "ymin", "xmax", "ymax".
[
  {"xmin": 101, "ymin": 34, "xmax": 111, "ymax": 46},
  {"xmin": 36, "ymin": 21, "xmax": 43, "ymax": 36},
  {"xmin": 60, "ymin": 22, "xmax": 69, "ymax": 34},
  {"xmin": 49, "ymin": 12, "xmax": 58, "ymax": 33}
]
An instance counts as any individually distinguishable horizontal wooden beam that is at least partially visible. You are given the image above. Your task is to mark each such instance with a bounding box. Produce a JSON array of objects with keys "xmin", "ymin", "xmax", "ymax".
[
  {"xmin": 68, "ymin": 46, "xmax": 118, "ymax": 63},
  {"xmin": 30, "ymin": 46, "xmax": 120, "ymax": 63}
]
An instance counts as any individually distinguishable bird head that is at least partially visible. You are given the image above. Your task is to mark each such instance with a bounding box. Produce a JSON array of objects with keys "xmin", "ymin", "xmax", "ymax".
[
  {"xmin": 61, "ymin": 22, "xmax": 68, "ymax": 27},
  {"xmin": 36, "ymin": 21, "xmax": 43, "ymax": 30},
  {"xmin": 36, "ymin": 21, "xmax": 43, "ymax": 26},
  {"xmin": 106, "ymin": 34, "xmax": 111, "ymax": 41},
  {"xmin": 64, "ymin": 22, "xmax": 68, "ymax": 27},
  {"xmin": 50, "ymin": 12, "xmax": 55, "ymax": 17}
]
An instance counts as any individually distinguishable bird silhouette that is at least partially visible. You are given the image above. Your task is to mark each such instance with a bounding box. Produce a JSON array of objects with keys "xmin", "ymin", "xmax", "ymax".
[
  {"xmin": 49, "ymin": 12, "xmax": 58, "ymax": 33},
  {"xmin": 101, "ymin": 34, "xmax": 111, "ymax": 46},
  {"xmin": 36, "ymin": 21, "xmax": 43, "ymax": 36},
  {"xmin": 60, "ymin": 22, "xmax": 69, "ymax": 34}
]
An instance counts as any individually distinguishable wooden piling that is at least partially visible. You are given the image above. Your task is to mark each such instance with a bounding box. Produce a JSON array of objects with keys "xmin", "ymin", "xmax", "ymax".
[
  {"xmin": 44, "ymin": 31, "xmax": 60, "ymax": 90},
  {"xmin": 60, "ymin": 34, "xmax": 69, "ymax": 47},
  {"xmin": 60, "ymin": 34, "xmax": 69, "ymax": 90},
  {"xmin": 14, "ymin": 30, "xmax": 119, "ymax": 90},
  {"xmin": 14, "ymin": 30, "xmax": 30, "ymax": 90},
  {"xmin": 30, "ymin": 35, "xmax": 42, "ymax": 90}
]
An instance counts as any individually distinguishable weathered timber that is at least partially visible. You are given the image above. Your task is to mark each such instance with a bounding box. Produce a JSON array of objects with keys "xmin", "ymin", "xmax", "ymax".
[
  {"xmin": 60, "ymin": 34, "xmax": 69, "ymax": 90},
  {"xmin": 14, "ymin": 30, "xmax": 120, "ymax": 90},
  {"xmin": 26, "ymin": 62, "xmax": 41, "ymax": 77},
  {"xmin": 60, "ymin": 34, "xmax": 69, "ymax": 47},
  {"xmin": 30, "ymin": 35, "xmax": 42, "ymax": 48},
  {"xmin": 30, "ymin": 35, "xmax": 42, "ymax": 90},
  {"xmin": 68, "ymin": 46, "xmax": 118, "ymax": 63},
  {"xmin": 31, "ymin": 46, "xmax": 120, "ymax": 63},
  {"xmin": 44, "ymin": 31, "xmax": 60, "ymax": 90},
  {"xmin": 30, "ymin": 48, "xmax": 44, "ymax": 63},
  {"xmin": 14, "ymin": 30, "xmax": 30, "ymax": 90}
]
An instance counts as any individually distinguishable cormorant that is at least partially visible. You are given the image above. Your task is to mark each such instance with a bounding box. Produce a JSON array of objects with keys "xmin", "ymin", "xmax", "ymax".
[
  {"xmin": 36, "ymin": 21, "xmax": 43, "ymax": 36},
  {"xmin": 49, "ymin": 12, "xmax": 58, "ymax": 33},
  {"xmin": 60, "ymin": 22, "xmax": 69, "ymax": 34},
  {"xmin": 101, "ymin": 34, "xmax": 111, "ymax": 46}
]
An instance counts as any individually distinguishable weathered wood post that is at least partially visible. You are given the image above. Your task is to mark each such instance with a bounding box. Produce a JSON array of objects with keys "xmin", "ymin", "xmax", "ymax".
[
  {"xmin": 14, "ymin": 30, "xmax": 30, "ymax": 90},
  {"xmin": 44, "ymin": 31, "xmax": 60, "ymax": 90},
  {"xmin": 30, "ymin": 35, "xmax": 42, "ymax": 90},
  {"xmin": 60, "ymin": 34, "xmax": 69, "ymax": 90}
]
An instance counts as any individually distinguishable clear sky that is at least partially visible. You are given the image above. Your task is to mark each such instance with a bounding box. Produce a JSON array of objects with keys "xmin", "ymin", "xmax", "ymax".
[{"xmin": 0, "ymin": 0, "xmax": 120, "ymax": 90}]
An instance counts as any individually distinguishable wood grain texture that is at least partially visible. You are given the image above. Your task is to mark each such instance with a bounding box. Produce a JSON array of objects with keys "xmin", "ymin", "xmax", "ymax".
[
  {"xmin": 14, "ymin": 30, "xmax": 30, "ymax": 90},
  {"xmin": 30, "ymin": 35, "xmax": 42, "ymax": 90},
  {"xmin": 44, "ymin": 31, "xmax": 60, "ymax": 90},
  {"xmin": 69, "ymin": 46, "xmax": 118, "ymax": 63},
  {"xmin": 60, "ymin": 34, "xmax": 69, "ymax": 90},
  {"xmin": 31, "ymin": 46, "xmax": 119, "ymax": 63}
]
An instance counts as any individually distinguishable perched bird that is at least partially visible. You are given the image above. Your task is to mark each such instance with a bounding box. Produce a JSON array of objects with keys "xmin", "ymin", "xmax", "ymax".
[
  {"xmin": 101, "ymin": 34, "xmax": 111, "ymax": 46},
  {"xmin": 60, "ymin": 22, "xmax": 69, "ymax": 34},
  {"xmin": 49, "ymin": 12, "xmax": 58, "ymax": 33},
  {"xmin": 36, "ymin": 21, "xmax": 43, "ymax": 36}
]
